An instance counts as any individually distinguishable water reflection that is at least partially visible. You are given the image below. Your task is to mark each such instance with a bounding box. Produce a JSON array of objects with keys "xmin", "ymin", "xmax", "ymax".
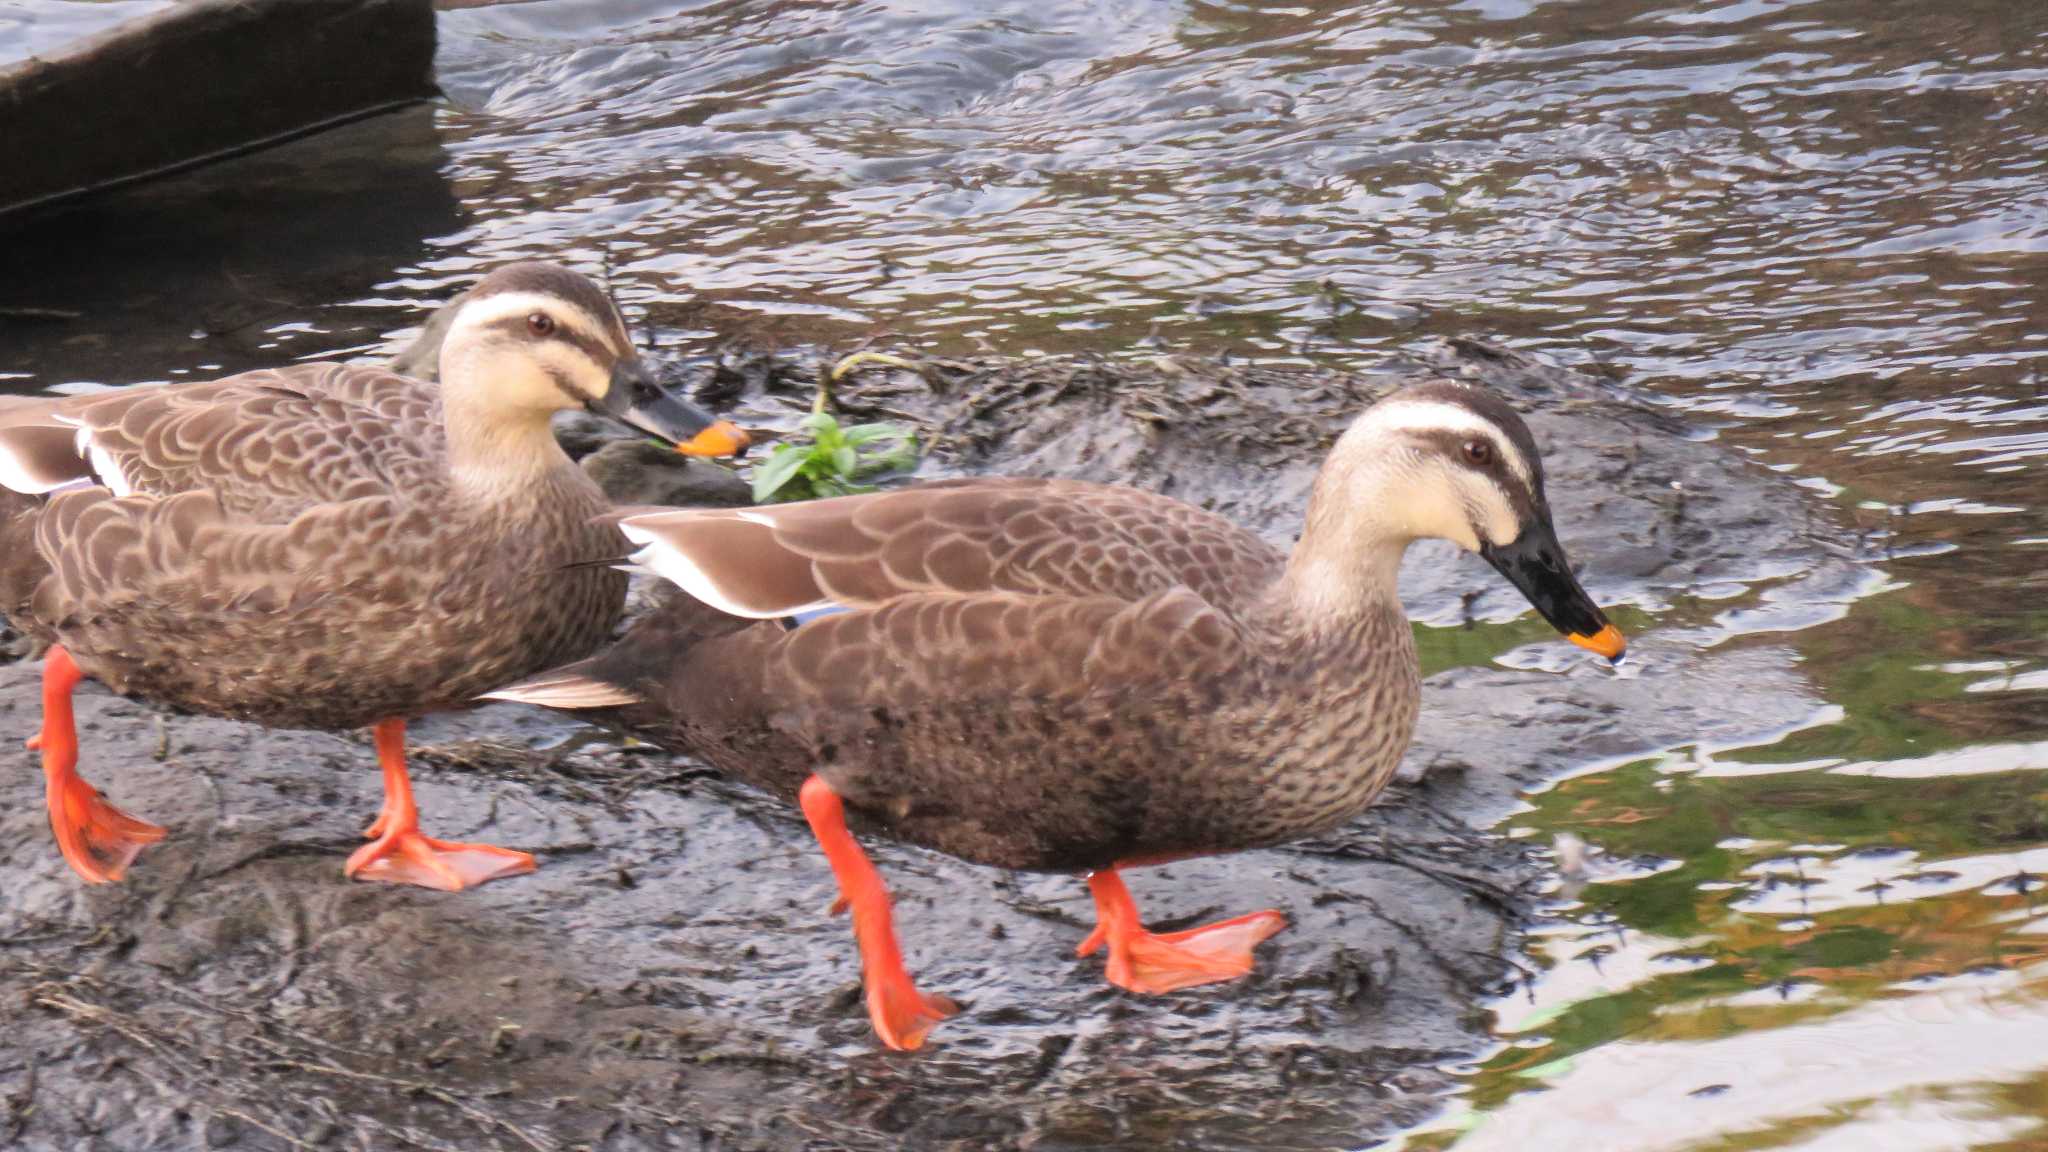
[
  {"xmin": 0, "ymin": 106, "xmax": 459, "ymax": 386},
  {"xmin": 1407, "ymin": 963, "xmax": 2048, "ymax": 1152}
]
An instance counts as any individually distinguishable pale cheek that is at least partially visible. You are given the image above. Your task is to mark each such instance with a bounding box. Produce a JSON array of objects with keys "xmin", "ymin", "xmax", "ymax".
[
  {"xmin": 499, "ymin": 357, "xmax": 563, "ymax": 409},
  {"xmin": 558, "ymin": 352, "xmax": 613, "ymax": 406},
  {"xmin": 1482, "ymin": 503, "xmax": 1520, "ymax": 549},
  {"xmin": 1383, "ymin": 471, "xmax": 1482, "ymax": 550},
  {"xmin": 534, "ymin": 346, "xmax": 608, "ymax": 409},
  {"xmin": 1448, "ymin": 475, "xmax": 1517, "ymax": 550}
]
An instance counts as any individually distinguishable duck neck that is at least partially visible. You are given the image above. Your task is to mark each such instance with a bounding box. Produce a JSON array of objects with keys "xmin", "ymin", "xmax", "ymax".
[
  {"xmin": 1274, "ymin": 537, "xmax": 1407, "ymax": 629},
  {"xmin": 1265, "ymin": 452, "xmax": 1415, "ymax": 636}
]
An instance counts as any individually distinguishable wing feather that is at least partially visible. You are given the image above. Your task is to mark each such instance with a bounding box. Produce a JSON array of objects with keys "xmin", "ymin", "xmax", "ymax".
[
  {"xmin": 0, "ymin": 364, "xmax": 444, "ymax": 522},
  {"xmin": 617, "ymin": 476, "xmax": 1284, "ymax": 620},
  {"xmin": 0, "ymin": 364, "xmax": 450, "ymax": 635}
]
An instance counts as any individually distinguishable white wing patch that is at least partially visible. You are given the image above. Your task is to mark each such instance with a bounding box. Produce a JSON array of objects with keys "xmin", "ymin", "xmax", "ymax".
[
  {"xmin": 0, "ymin": 427, "xmax": 87, "ymax": 495},
  {"xmin": 480, "ymin": 671, "xmax": 642, "ymax": 709},
  {"xmin": 86, "ymin": 437, "xmax": 132, "ymax": 497},
  {"xmin": 621, "ymin": 521, "xmax": 838, "ymax": 620},
  {"xmin": 57, "ymin": 417, "xmax": 133, "ymax": 497}
]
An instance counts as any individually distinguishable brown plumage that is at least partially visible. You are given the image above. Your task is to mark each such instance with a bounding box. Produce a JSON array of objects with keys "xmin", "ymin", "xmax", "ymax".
[
  {"xmin": 0, "ymin": 261, "xmax": 743, "ymax": 891},
  {"xmin": 528, "ymin": 477, "xmax": 1416, "ymax": 866},
  {"xmin": 494, "ymin": 380, "xmax": 1626, "ymax": 1049},
  {"xmin": 0, "ymin": 366, "xmax": 623, "ymax": 726}
]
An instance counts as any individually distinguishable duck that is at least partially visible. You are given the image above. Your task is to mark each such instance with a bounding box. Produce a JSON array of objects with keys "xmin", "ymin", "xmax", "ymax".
[
  {"xmin": 488, "ymin": 380, "xmax": 1625, "ymax": 1048},
  {"xmin": 0, "ymin": 261, "xmax": 749, "ymax": 891}
]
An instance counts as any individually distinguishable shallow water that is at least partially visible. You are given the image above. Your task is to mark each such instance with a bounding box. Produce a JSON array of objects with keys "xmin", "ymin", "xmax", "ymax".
[{"xmin": 4, "ymin": 1, "xmax": 2048, "ymax": 1149}]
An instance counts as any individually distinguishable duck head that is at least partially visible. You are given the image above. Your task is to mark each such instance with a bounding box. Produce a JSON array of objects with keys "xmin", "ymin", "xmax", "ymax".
[
  {"xmin": 437, "ymin": 262, "xmax": 749, "ymax": 458},
  {"xmin": 1301, "ymin": 381, "xmax": 1624, "ymax": 662}
]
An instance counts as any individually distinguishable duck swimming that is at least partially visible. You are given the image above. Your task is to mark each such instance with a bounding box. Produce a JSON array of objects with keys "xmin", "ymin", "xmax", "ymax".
[
  {"xmin": 0, "ymin": 261, "xmax": 747, "ymax": 891},
  {"xmin": 491, "ymin": 380, "xmax": 1623, "ymax": 1048}
]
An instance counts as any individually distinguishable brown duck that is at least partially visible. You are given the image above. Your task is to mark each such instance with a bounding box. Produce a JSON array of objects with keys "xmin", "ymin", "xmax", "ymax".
[
  {"xmin": 491, "ymin": 381, "xmax": 1624, "ymax": 1047},
  {"xmin": 0, "ymin": 262, "xmax": 747, "ymax": 891}
]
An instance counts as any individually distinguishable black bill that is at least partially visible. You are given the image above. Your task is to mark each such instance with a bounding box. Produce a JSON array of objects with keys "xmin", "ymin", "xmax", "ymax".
[
  {"xmin": 1480, "ymin": 520, "xmax": 1626, "ymax": 663},
  {"xmin": 596, "ymin": 359, "xmax": 749, "ymax": 457}
]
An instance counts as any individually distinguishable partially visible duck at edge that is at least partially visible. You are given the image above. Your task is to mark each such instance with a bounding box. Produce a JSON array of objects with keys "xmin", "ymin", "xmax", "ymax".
[
  {"xmin": 492, "ymin": 380, "xmax": 1624, "ymax": 1048},
  {"xmin": 0, "ymin": 261, "xmax": 747, "ymax": 892}
]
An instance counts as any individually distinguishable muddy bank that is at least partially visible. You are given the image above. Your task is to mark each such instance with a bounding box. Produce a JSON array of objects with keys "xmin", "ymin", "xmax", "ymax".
[{"xmin": 0, "ymin": 342, "xmax": 1853, "ymax": 1151}]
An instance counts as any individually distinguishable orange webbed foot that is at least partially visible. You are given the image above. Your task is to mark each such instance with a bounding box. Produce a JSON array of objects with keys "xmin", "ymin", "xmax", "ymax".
[
  {"xmin": 1080, "ymin": 871, "xmax": 1287, "ymax": 994},
  {"xmin": 345, "ymin": 718, "xmax": 536, "ymax": 891},
  {"xmin": 46, "ymin": 774, "xmax": 166, "ymax": 885},
  {"xmin": 863, "ymin": 964, "xmax": 962, "ymax": 1051},
  {"xmin": 345, "ymin": 831, "xmax": 536, "ymax": 892}
]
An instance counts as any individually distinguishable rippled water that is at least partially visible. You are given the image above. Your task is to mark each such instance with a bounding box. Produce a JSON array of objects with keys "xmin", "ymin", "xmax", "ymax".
[{"xmin": 6, "ymin": 1, "xmax": 2048, "ymax": 1148}]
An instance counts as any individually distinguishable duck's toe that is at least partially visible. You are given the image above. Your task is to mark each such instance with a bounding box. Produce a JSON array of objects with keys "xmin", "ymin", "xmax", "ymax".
[
  {"xmin": 865, "ymin": 972, "xmax": 961, "ymax": 1051},
  {"xmin": 1107, "ymin": 909, "xmax": 1289, "ymax": 995},
  {"xmin": 345, "ymin": 831, "xmax": 536, "ymax": 892},
  {"xmin": 47, "ymin": 778, "xmax": 165, "ymax": 885}
]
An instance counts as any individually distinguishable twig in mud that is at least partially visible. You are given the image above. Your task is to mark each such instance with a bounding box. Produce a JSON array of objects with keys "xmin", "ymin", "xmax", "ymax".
[
  {"xmin": 1288, "ymin": 835, "xmax": 1532, "ymax": 916},
  {"xmin": 30, "ymin": 990, "xmax": 204, "ymax": 1077},
  {"xmin": 830, "ymin": 350, "xmax": 923, "ymax": 384},
  {"xmin": 29, "ymin": 971, "xmax": 560, "ymax": 1152},
  {"xmin": 244, "ymin": 1045, "xmax": 559, "ymax": 1152},
  {"xmin": 1465, "ymin": 949, "xmax": 1540, "ymax": 1001},
  {"xmin": 217, "ymin": 1106, "xmax": 324, "ymax": 1151}
]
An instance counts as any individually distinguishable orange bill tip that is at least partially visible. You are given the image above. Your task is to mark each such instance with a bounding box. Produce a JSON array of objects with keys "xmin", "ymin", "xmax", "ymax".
[
  {"xmin": 674, "ymin": 420, "xmax": 750, "ymax": 458},
  {"xmin": 1568, "ymin": 623, "xmax": 1627, "ymax": 663}
]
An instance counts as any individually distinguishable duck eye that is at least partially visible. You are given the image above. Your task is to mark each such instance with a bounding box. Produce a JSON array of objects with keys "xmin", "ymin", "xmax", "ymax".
[
  {"xmin": 526, "ymin": 312, "xmax": 556, "ymax": 337},
  {"xmin": 1462, "ymin": 439, "xmax": 1494, "ymax": 467}
]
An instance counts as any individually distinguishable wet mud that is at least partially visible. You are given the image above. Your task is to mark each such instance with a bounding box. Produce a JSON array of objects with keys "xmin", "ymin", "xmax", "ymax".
[{"xmin": 0, "ymin": 341, "xmax": 1851, "ymax": 1151}]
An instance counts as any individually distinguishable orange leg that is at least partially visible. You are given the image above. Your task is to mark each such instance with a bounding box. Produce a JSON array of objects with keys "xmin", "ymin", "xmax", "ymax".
[
  {"xmin": 362, "ymin": 785, "xmax": 398, "ymax": 840},
  {"xmin": 31, "ymin": 645, "xmax": 165, "ymax": 884},
  {"xmin": 798, "ymin": 775, "xmax": 959, "ymax": 1050},
  {"xmin": 1076, "ymin": 868, "xmax": 1287, "ymax": 994},
  {"xmin": 344, "ymin": 718, "xmax": 535, "ymax": 891}
]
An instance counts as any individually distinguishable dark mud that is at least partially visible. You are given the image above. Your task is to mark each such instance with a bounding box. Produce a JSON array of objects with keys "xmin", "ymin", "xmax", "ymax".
[{"xmin": 0, "ymin": 342, "xmax": 1851, "ymax": 1151}]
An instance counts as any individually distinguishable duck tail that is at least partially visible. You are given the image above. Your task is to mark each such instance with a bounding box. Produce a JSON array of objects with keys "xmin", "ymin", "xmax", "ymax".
[{"xmin": 481, "ymin": 661, "xmax": 642, "ymax": 709}]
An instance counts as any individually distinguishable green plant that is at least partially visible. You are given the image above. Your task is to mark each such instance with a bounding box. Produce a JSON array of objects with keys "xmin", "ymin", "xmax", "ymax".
[{"xmin": 750, "ymin": 412, "xmax": 918, "ymax": 504}]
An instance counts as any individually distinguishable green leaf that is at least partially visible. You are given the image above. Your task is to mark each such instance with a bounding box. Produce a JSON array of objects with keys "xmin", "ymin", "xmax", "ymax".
[
  {"xmin": 750, "ymin": 417, "xmax": 922, "ymax": 505},
  {"xmin": 750, "ymin": 445, "xmax": 811, "ymax": 503},
  {"xmin": 841, "ymin": 423, "xmax": 905, "ymax": 445}
]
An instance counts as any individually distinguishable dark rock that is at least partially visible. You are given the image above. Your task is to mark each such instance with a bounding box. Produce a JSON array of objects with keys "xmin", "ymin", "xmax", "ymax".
[{"xmin": 0, "ymin": 0, "xmax": 436, "ymax": 217}]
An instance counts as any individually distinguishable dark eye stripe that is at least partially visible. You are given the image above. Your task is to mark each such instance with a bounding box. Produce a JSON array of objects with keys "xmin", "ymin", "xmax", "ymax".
[
  {"xmin": 489, "ymin": 312, "xmax": 617, "ymax": 366},
  {"xmin": 1416, "ymin": 429, "xmax": 1538, "ymax": 521}
]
